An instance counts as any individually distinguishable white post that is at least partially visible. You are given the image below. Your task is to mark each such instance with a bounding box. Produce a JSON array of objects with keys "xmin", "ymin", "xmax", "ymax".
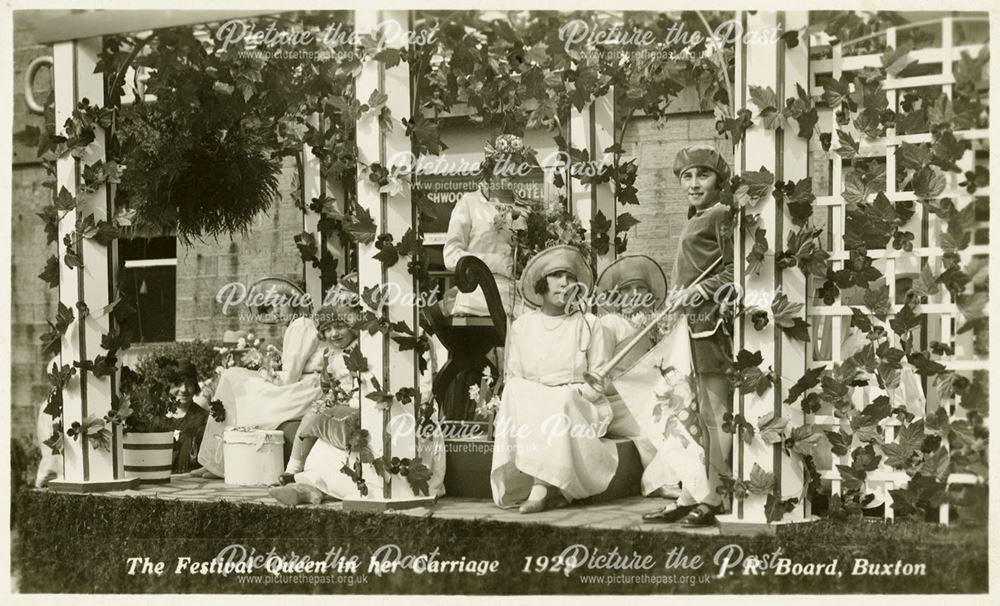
[
  {"xmin": 570, "ymin": 91, "xmax": 617, "ymax": 274},
  {"xmin": 301, "ymin": 113, "xmax": 325, "ymax": 307},
  {"xmin": 49, "ymin": 37, "xmax": 136, "ymax": 492},
  {"xmin": 716, "ymin": 11, "xmax": 813, "ymax": 532},
  {"xmin": 345, "ymin": 9, "xmax": 430, "ymax": 511}
]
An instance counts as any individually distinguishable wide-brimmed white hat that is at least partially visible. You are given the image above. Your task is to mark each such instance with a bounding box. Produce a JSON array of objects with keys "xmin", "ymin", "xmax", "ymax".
[
  {"xmin": 519, "ymin": 245, "xmax": 593, "ymax": 308},
  {"xmin": 595, "ymin": 254, "xmax": 668, "ymax": 312}
]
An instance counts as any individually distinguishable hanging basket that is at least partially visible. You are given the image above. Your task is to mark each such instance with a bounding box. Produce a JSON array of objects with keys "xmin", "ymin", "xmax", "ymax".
[{"xmin": 123, "ymin": 431, "xmax": 174, "ymax": 484}]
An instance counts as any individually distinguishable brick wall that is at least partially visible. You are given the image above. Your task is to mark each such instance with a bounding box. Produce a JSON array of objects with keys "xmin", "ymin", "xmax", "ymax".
[
  {"xmin": 11, "ymin": 12, "xmax": 58, "ymax": 439},
  {"xmin": 174, "ymin": 157, "xmax": 304, "ymax": 345},
  {"xmin": 620, "ymin": 112, "xmax": 734, "ymax": 284}
]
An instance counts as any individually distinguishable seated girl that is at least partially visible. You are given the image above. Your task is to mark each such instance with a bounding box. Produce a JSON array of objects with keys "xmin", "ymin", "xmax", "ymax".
[
  {"xmin": 593, "ymin": 254, "xmax": 680, "ymax": 497},
  {"xmin": 195, "ymin": 294, "xmax": 335, "ymax": 478},
  {"xmin": 278, "ymin": 301, "xmax": 361, "ymax": 484},
  {"xmin": 491, "ymin": 245, "xmax": 618, "ymax": 514},
  {"xmin": 270, "ymin": 305, "xmax": 447, "ymax": 506}
]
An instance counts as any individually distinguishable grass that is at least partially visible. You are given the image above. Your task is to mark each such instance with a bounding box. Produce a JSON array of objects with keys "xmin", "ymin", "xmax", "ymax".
[{"xmin": 11, "ymin": 489, "xmax": 987, "ymax": 594}]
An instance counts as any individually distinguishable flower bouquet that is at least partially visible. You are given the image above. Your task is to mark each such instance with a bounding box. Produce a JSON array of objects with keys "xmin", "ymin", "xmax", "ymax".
[
  {"xmin": 469, "ymin": 367, "xmax": 501, "ymax": 440},
  {"xmin": 492, "ymin": 198, "xmax": 591, "ymax": 278},
  {"xmin": 216, "ymin": 332, "xmax": 283, "ymax": 384}
]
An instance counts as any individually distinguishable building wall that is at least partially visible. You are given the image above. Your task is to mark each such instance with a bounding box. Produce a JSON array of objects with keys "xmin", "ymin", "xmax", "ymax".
[
  {"xmin": 620, "ymin": 112, "xmax": 733, "ymax": 283},
  {"xmin": 11, "ymin": 11, "xmax": 58, "ymax": 440},
  {"xmin": 174, "ymin": 157, "xmax": 304, "ymax": 345}
]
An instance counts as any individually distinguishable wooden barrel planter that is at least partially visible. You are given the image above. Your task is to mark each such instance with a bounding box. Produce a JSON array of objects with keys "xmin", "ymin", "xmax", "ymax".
[{"xmin": 123, "ymin": 431, "xmax": 174, "ymax": 484}]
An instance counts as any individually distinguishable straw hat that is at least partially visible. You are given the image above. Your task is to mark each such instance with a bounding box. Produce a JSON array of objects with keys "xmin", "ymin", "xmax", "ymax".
[
  {"xmin": 595, "ymin": 254, "xmax": 668, "ymax": 312},
  {"xmin": 519, "ymin": 245, "xmax": 593, "ymax": 308},
  {"xmin": 672, "ymin": 144, "xmax": 731, "ymax": 184}
]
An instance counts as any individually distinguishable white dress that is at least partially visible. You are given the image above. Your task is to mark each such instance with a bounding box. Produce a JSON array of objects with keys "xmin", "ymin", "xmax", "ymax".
[
  {"xmin": 443, "ymin": 190, "xmax": 514, "ymax": 317},
  {"xmin": 293, "ymin": 347, "xmax": 447, "ymax": 500},
  {"xmin": 491, "ymin": 311, "xmax": 620, "ymax": 506},
  {"xmin": 600, "ymin": 313, "xmax": 676, "ymax": 496},
  {"xmin": 197, "ymin": 317, "xmax": 326, "ymax": 476}
]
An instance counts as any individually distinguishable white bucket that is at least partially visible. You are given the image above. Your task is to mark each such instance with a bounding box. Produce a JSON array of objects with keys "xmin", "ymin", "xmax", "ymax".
[{"xmin": 223, "ymin": 428, "xmax": 284, "ymax": 486}]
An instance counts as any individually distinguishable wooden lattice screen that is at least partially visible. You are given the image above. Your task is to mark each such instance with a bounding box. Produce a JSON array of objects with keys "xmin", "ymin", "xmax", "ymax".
[{"xmin": 806, "ymin": 16, "xmax": 989, "ymax": 523}]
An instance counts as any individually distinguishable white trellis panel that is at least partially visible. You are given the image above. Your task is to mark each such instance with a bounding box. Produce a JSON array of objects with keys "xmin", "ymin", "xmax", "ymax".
[
  {"xmin": 570, "ymin": 90, "xmax": 617, "ymax": 274},
  {"xmin": 49, "ymin": 37, "xmax": 134, "ymax": 492},
  {"xmin": 807, "ymin": 16, "xmax": 988, "ymax": 524},
  {"xmin": 347, "ymin": 9, "xmax": 429, "ymax": 511},
  {"xmin": 718, "ymin": 11, "xmax": 813, "ymax": 532},
  {"xmin": 301, "ymin": 113, "xmax": 325, "ymax": 308}
]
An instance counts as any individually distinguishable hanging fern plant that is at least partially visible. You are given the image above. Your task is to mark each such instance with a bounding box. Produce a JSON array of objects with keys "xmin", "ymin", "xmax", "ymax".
[{"xmin": 116, "ymin": 101, "xmax": 280, "ymax": 243}]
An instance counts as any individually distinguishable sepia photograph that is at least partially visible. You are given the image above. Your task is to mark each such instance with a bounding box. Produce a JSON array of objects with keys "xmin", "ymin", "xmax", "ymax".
[{"xmin": 4, "ymin": 1, "xmax": 993, "ymax": 597}]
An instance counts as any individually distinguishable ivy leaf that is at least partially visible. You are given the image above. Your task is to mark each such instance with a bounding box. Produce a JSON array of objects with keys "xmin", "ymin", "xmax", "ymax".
[
  {"xmin": 786, "ymin": 424, "xmax": 823, "ymax": 457},
  {"xmin": 745, "ymin": 226, "xmax": 768, "ymax": 276},
  {"xmin": 405, "ymin": 460, "xmax": 433, "ymax": 496},
  {"xmin": 822, "ymin": 77, "xmax": 851, "ymax": 108},
  {"xmin": 851, "ymin": 443, "xmax": 882, "ymax": 472},
  {"xmin": 841, "ymin": 170, "xmax": 876, "ymax": 208},
  {"xmin": 880, "ymin": 442, "xmax": 917, "ymax": 470},
  {"xmin": 786, "ymin": 177, "xmax": 816, "ymax": 226},
  {"xmin": 749, "ymin": 85, "xmax": 779, "ymax": 115},
  {"xmin": 38, "ymin": 255, "xmax": 60, "ymax": 288},
  {"xmin": 863, "ymin": 284, "xmax": 891, "ymax": 321},
  {"xmin": 880, "ymin": 43, "xmax": 918, "ymax": 77},
  {"xmin": 765, "ymin": 494, "xmax": 798, "ymax": 523},
  {"xmin": 782, "ymin": 318, "xmax": 811, "ymax": 343},
  {"xmin": 897, "ymin": 142, "xmax": 932, "ymax": 171},
  {"xmin": 616, "ymin": 213, "xmax": 640, "ymax": 233},
  {"xmin": 365, "ymin": 377, "xmax": 395, "ymax": 410},
  {"xmin": 770, "ymin": 293, "xmax": 803, "ymax": 328},
  {"xmin": 909, "ymin": 264, "xmax": 940, "ymax": 298},
  {"xmin": 343, "ymin": 204, "xmax": 377, "ymax": 245},
  {"xmin": 858, "ymin": 395, "xmax": 892, "ymax": 425},
  {"xmin": 747, "ymin": 463, "xmax": 775, "ymax": 495},
  {"xmin": 924, "ymin": 407, "xmax": 952, "ymax": 436},
  {"xmin": 889, "ymin": 302, "xmax": 921, "ymax": 336},
  {"xmin": 912, "ymin": 166, "xmax": 946, "ymax": 199},
  {"xmin": 741, "ymin": 167, "xmax": 775, "ymax": 201},
  {"xmin": 908, "ymin": 351, "xmax": 947, "ymax": 377},
  {"xmin": 835, "ymin": 129, "xmax": 859, "ymax": 159},
  {"xmin": 785, "ymin": 365, "xmax": 824, "ymax": 405},
  {"xmin": 836, "ymin": 464, "xmax": 867, "ymax": 493},
  {"xmin": 373, "ymin": 47, "xmax": 402, "ymax": 68},
  {"xmin": 373, "ymin": 243, "xmax": 400, "ymax": 267},
  {"xmin": 931, "ymin": 130, "xmax": 968, "ymax": 173},
  {"xmin": 826, "ymin": 430, "xmax": 852, "ymax": 457},
  {"xmin": 344, "ymin": 346, "xmax": 369, "ymax": 373},
  {"xmin": 293, "ymin": 231, "xmax": 319, "ymax": 263},
  {"xmin": 897, "ymin": 420, "xmax": 926, "ymax": 453},
  {"xmin": 757, "ymin": 411, "xmax": 789, "ymax": 444},
  {"xmin": 919, "ymin": 446, "xmax": 951, "ymax": 482}
]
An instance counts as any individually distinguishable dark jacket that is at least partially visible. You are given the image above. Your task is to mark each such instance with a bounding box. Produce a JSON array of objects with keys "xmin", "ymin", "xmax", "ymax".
[{"xmin": 672, "ymin": 202, "xmax": 735, "ymax": 339}]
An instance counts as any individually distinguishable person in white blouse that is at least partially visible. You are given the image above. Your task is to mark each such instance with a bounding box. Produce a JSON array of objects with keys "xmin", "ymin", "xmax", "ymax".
[
  {"xmin": 491, "ymin": 245, "xmax": 619, "ymax": 514},
  {"xmin": 440, "ymin": 133, "xmax": 528, "ymax": 318},
  {"xmin": 194, "ymin": 295, "xmax": 337, "ymax": 479}
]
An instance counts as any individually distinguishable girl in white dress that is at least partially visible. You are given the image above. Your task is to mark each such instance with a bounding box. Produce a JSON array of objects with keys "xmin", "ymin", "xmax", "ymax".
[
  {"xmin": 594, "ymin": 254, "xmax": 680, "ymax": 497},
  {"xmin": 491, "ymin": 245, "xmax": 619, "ymax": 513},
  {"xmin": 195, "ymin": 309, "xmax": 333, "ymax": 478}
]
